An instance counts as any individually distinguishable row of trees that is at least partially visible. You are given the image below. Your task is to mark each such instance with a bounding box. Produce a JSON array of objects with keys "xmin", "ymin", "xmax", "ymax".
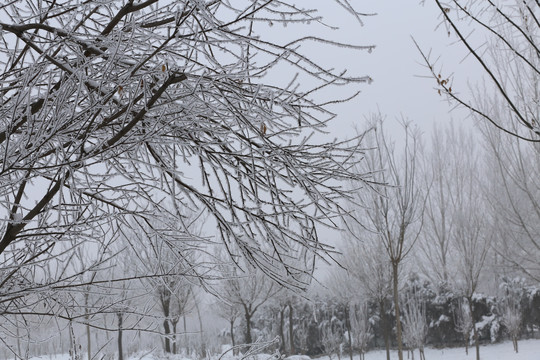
[
  {"xmin": 208, "ymin": 93, "xmax": 540, "ymax": 360},
  {"xmin": 210, "ymin": 273, "xmax": 540, "ymax": 360},
  {"xmin": 330, "ymin": 109, "xmax": 540, "ymax": 360}
]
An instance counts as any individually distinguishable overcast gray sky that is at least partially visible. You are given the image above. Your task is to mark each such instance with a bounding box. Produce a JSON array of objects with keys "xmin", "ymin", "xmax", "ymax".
[{"xmin": 304, "ymin": 1, "xmax": 479, "ymax": 140}]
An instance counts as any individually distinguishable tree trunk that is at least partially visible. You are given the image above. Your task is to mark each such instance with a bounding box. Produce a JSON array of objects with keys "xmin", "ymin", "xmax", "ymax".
[
  {"xmin": 345, "ymin": 305, "xmax": 353, "ymax": 360},
  {"xmin": 230, "ymin": 318, "xmax": 237, "ymax": 356},
  {"xmin": 15, "ymin": 315, "xmax": 21, "ymax": 359},
  {"xmin": 279, "ymin": 307, "xmax": 285, "ymax": 354},
  {"xmin": 513, "ymin": 337, "xmax": 518, "ymax": 353},
  {"xmin": 467, "ymin": 297, "xmax": 480, "ymax": 360},
  {"xmin": 163, "ymin": 319, "xmax": 171, "ymax": 353},
  {"xmin": 86, "ymin": 317, "xmax": 91, "ymax": 360},
  {"xmin": 161, "ymin": 292, "xmax": 171, "ymax": 353},
  {"xmin": 380, "ymin": 299, "xmax": 390, "ymax": 360},
  {"xmin": 194, "ymin": 299, "xmax": 206, "ymax": 358},
  {"xmin": 288, "ymin": 303, "xmax": 295, "ymax": 355},
  {"xmin": 117, "ymin": 313, "xmax": 124, "ymax": 360},
  {"xmin": 474, "ymin": 326, "xmax": 479, "ymax": 360},
  {"xmin": 172, "ymin": 320, "xmax": 177, "ymax": 354},
  {"xmin": 184, "ymin": 315, "xmax": 189, "ymax": 356},
  {"xmin": 245, "ymin": 311, "xmax": 253, "ymax": 345},
  {"xmin": 392, "ymin": 262, "xmax": 404, "ymax": 360},
  {"xmin": 85, "ymin": 292, "xmax": 91, "ymax": 360}
]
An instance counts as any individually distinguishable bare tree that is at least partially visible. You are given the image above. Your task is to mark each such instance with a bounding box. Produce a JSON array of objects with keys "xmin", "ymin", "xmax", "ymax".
[
  {"xmin": 481, "ymin": 121, "xmax": 540, "ymax": 283},
  {"xmin": 401, "ymin": 291, "xmax": 427, "ymax": 360},
  {"xmin": 216, "ymin": 256, "xmax": 280, "ymax": 349},
  {"xmin": 0, "ymin": 2, "xmax": 376, "ymax": 352},
  {"xmin": 349, "ymin": 302, "xmax": 373, "ymax": 360},
  {"xmin": 454, "ymin": 298, "xmax": 473, "ymax": 355},
  {"xmin": 340, "ymin": 234, "xmax": 392, "ymax": 360},
  {"xmin": 347, "ymin": 115, "xmax": 424, "ymax": 360},
  {"xmin": 124, "ymin": 213, "xmax": 202, "ymax": 354},
  {"xmin": 324, "ymin": 267, "xmax": 357, "ymax": 360},
  {"xmin": 0, "ymin": 0, "xmax": 374, "ymax": 271},
  {"xmin": 214, "ymin": 298, "xmax": 241, "ymax": 355},
  {"xmin": 500, "ymin": 298, "xmax": 522, "ymax": 353},
  {"xmin": 417, "ymin": 123, "xmax": 462, "ymax": 288},
  {"xmin": 499, "ymin": 277, "xmax": 525, "ymax": 353},
  {"xmin": 449, "ymin": 133, "xmax": 490, "ymax": 360},
  {"xmin": 417, "ymin": 0, "xmax": 540, "ymax": 142}
]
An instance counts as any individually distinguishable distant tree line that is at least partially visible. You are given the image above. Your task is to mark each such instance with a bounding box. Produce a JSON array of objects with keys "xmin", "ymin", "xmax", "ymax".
[{"xmin": 229, "ymin": 275, "xmax": 540, "ymax": 357}]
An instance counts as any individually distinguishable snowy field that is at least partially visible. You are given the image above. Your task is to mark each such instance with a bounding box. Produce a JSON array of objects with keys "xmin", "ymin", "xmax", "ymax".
[
  {"xmin": 23, "ymin": 339, "xmax": 540, "ymax": 360},
  {"xmin": 330, "ymin": 339, "xmax": 540, "ymax": 360}
]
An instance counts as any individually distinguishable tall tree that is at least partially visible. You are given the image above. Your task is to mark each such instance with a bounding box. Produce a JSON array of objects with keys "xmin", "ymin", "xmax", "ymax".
[
  {"xmin": 417, "ymin": 124, "xmax": 460, "ymax": 288},
  {"xmin": 481, "ymin": 122, "xmax": 540, "ymax": 283},
  {"xmin": 347, "ymin": 116, "xmax": 424, "ymax": 360},
  {"xmin": 449, "ymin": 132, "xmax": 490, "ymax": 360}
]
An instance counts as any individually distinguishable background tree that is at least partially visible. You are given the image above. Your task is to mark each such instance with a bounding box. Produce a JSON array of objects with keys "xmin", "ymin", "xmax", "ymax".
[
  {"xmin": 499, "ymin": 277, "xmax": 525, "ymax": 353},
  {"xmin": 340, "ymin": 234, "xmax": 392, "ymax": 360},
  {"xmin": 123, "ymin": 210, "xmax": 204, "ymax": 354},
  {"xmin": 324, "ymin": 268, "xmax": 358, "ymax": 360},
  {"xmin": 347, "ymin": 116, "xmax": 424, "ymax": 360},
  {"xmin": 214, "ymin": 298, "xmax": 241, "ymax": 355},
  {"xmin": 319, "ymin": 314, "xmax": 344, "ymax": 360},
  {"xmin": 481, "ymin": 121, "xmax": 540, "ymax": 283},
  {"xmin": 349, "ymin": 302, "xmax": 373, "ymax": 360},
  {"xmin": 216, "ymin": 256, "xmax": 280, "ymax": 348},
  {"xmin": 454, "ymin": 299, "xmax": 473, "ymax": 355},
  {"xmin": 401, "ymin": 290, "xmax": 427, "ymax": 360},
  {"xmin": 449, "ymin": 130, "xmax": 491, "ymax": 360},
  {"xmin": 417, "ymin": 124, "xmax": 460, "ymax": 288}
]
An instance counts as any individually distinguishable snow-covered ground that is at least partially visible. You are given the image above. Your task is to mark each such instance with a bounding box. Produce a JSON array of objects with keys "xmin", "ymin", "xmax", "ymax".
[
  {"xmin": 24, "ymin": 339, "xmax": 540, "ymax": 360},
  {"xmin": 318, "ymin": 339, "xmax": 540, "ymax": 360}
]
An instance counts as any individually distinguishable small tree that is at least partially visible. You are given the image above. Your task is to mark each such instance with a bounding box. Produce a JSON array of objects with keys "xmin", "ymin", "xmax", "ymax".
[
  {"xmin": 341, "ymin": 234, "xmax": 392, "ymax": 360},
  {"xmin": 500, "ymin": 300, "xmax": 521, "ymax": 353},
  {"xmin": 499, "ymin": 278, "xmax": 525, "ymax": 353},
  {"xmin": 349, "ymin": 302, "xmax": 373, "ymax": 360},
  {"xmin": 215, "ymin": 298, "xmax": 241, "ymax": 355},
  {"xmin": 124, "ymin": 211, "xmax": 203, "ymax": 354},
  {"xmin": 320, "ymin": 318, "xmax": 343, "ymax": 360},
  {"xmin": 401, "ymin": 293, "xmax": 427, "ymax": 360},
  {"xmin": 455, "ymin": 299, "xmax": 473, "ymax": 355},
  {"xmin": 324, "ymin": 268, "xmax": 358, "ymax": 360},
  {"xmin": 216, "ymin": 257, "xmax": 280, "ymax": 349}
]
